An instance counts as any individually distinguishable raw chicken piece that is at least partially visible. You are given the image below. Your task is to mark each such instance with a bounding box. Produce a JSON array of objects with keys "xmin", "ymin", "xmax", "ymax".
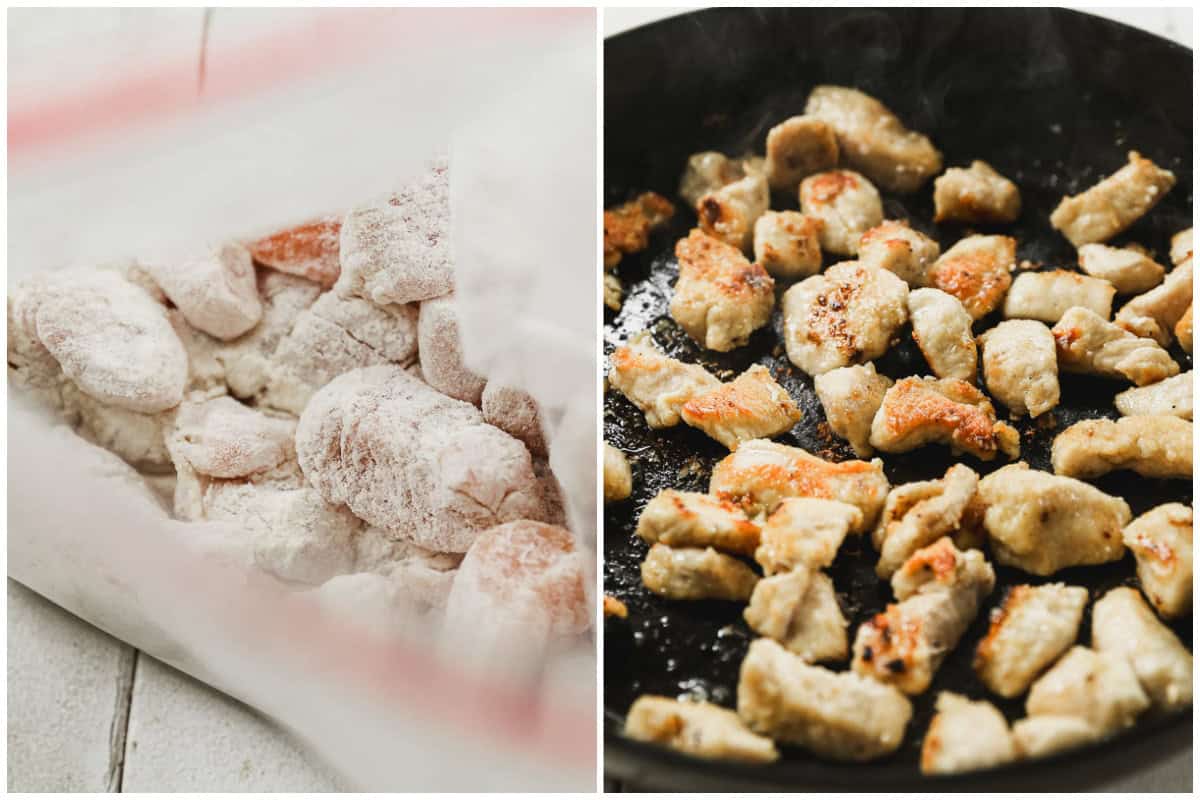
[
  {"xmin": 1003, "ymin": 270, "xmax": 1116, "ymax": 323},
  {"xmin": 624, "ymin": 696, "xmax": 779, "ymax": 764},
  {"xmin": 637, "ymin": 489, "xmax": 761, "ymax": 557},
  {"xmin": 755, "ymin": 497, "xmax": 862, "ymax": 573},
  {"xmin": 1114, "ymin": 258, "xmax": 1192, "ymax": 346},
  {"xmin": 932, "ymin": 161, "xmax": 1021, "ymax": 224},
  {"xmin": 920, "ymin": 693, "xmax": 1017, "ymax": 775},
  {"xmin": 798, "ymin": 170, "xmax": 883, "ymax": 256},
  {"xmin": 753, "ymin": 211, "xmax": 823, "ymax": 280},
  {"xmin": 977, "ymin": 463, "xmax": 1130, "ymax": 575},
  {"xmin": 603, "ymin": 192, "xmax": 675, "ymax": 270},
  {"xmin": 979, "ymin": 319, "xmax": 1060, "ymax": 418},
  {"xmin": 782, "ymin": 261, "xmax": 909, "ymax": 376},
  {"xmin": 1092, "ymin": 587, "xmax": 1192, "ymax": 711},
  {"xmin": 607, "ymin": 332, "xmax": 721, "ymax": 428},
  {"xmin": 858, "ymin": 220, "xmax": 941, "ymax": 288},
  {"xmin": 737, "ymin": 638, "xmax": 913, "ymax": 761},
  {"xmin": 974, "ymin": 583, "xmax": 1088, "ymax": 698},
  {"xmin": 248, "ymin": 216, "xmax": 342, "ymax": 288},
  {"xmin": 927, "ymin": 235, "xmax": 1016, "ymax": 320},
  {"xmin": 743, "ymin": 568, "xmax": 848, "ymax": 662},
  {"xmin": 813, "ymin": 362, "xmax": 894, "ymax": 457},
  {"xmin": 1025, "ymin": 646, "xmax": 1150, "ymax": 733},
  {"xmin": 680, "ymin": 364, "xmax": 800, "ymax": 450},
  {"xmin": 1050, "ymin": 151, "xmax": 1176, "ymax": 246},
  {"xmin": 697, "ymin": 172, "xmax": 769, "ymax": 252},
  {"xmin": 419, "ymin": 293, "xmax": 487, "ymax": 405},
  {"xmin": 1122, "ymin": 503, "xmax": 1193, "ymax": 619},
  {"xmin": 1052, "ymin": 306, "xmax": 1179, "ymax": 386},
  {"xmin": 1077, "ymin": 243, "xmax": 1165, "ymax": 295},
  {"xmin": 868, "ymin": 376, "xmax": 1020, "ymax": 461},
  {"xmin": 147, "ymin": 243, "xmax": 262, "ymax": 340},
  {"xmin": 907, "ymin": 288, "xmax": 977, "ymax": 382},
  {"xmin": 640, "ymin": 543, "xmax": 759, "ymax": 602},
  {"xmin": 481, "ymin": 383, "xmax": 546, "ymax": 457},
  {"xmin": 872, "ymin": 464, "xmax": 982, "ymax": 579},
  {"xmin": 1051, "ymin": 415, "xmax": 1192, "ymax": 480},
  {"xmin": 670, "ymin": 229, "xmax": 775, "ymax": 352},
  {"xmin": 1113, "ymin": 371, "xmax": 1192, "ymax": 420},
  {"xmin": 764, "ymin": 115, "xmax": 839, "ymax": 191},
  {"xmin": 805, "ymin": 85, "xmax": 942, "ymax": 193}
]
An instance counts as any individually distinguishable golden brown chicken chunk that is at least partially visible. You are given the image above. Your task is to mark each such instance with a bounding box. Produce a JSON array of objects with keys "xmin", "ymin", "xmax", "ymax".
[
  {"xmin": 641, "ymin": 543, "xmax": 759, "ymax": 602},
  {"xmin": 625, "ymin": 696, "xmax": 779, "ymax": 763},
  {"xmin": 1050, "ymin": 151, "xmax": 1176, "ymax": 246},
  {"xmin": 755, "ymin": 497, "xmax": 863, "ymax": 574},
  {"xmin": 813, "ymin": 362, "xmax": 894, "ymax": 457},
  {"xmin": 927, "ymin": 235, "xmax": 1016, "ymax": 319},
  {"xmin": 679, "ymin": 151, "xmax": 753, "ymax": 209},
  {"xmin": 798, "ymin": 170, "xmax": 884, "ymax": 256},
  {"xmin": 764, "ymin": 115, "xmax": 839, "ymax": 192},
  {"xmin": 1052, "ymin": 306, "xmax": 1179, "ymax": 386},
  {"xmin": 670, "ymin": 229, "xmax": 776, "ymax": 352},
  {"xmin": 920, "ymin": 693, "xmax": 1018, "ymax": 775},
  {"xmin": 1122, "ymin": 503, "xmax": 1193, "ymax": 619},
  {"xmin": 1077, "ymin": 243, "xmax": 1165, "ymax": 295},
  {"xmin": 974, "ymin": 583, "xmax": 1088, "ymax": 698},
  {"xmin": 697, "ymin": 172, "xmax": 770, "ymax": 253},
  {"xmin": 1175, "ymin": 305, "xmax": 1193, "ymax": 352},
  {"xmin": 979, "ymin": 319, "xmax": 1060, "ymax": 418},
  {"xmin": 1003, "ymin": 270, "xmax": 1116, "ymax": 323},
  {"xmin": 681, "ymin": 364, "xmax": 801, "ymax": 450},
  {"xmin": 907, "ymin": 288, "xmax": 977, "ymax": 382},
  {"xmin": 608, "ymin": 331, "xmax": 721, "ymax": 428},
  {"xmin": 604, "ymin": 192, "xmax": 676, "ymax": 270},
  {"xmin": 604, "ymin": 442, "xmax": 632, "ymax": 503},
  {"xmin": 872, "ymin": 464, "xmax": 983, "ymax": 579},
  {"xmin": 1092, "ymin": 587, "xmax": 1192, "ymax": 712},
  {"xmin": 604, "ymin": 594, "xmax": 629, "ymax": 619},
  {"xmin": 1115, "ymin": 258, "xmax": 1192, "ymax": 347},
  {"xmin": 1025, "ymin": 646, "xmax": 1150, "ymax": 734},
  {"xmin": 1051, "ymin": 415, "xmax": 1192, "ymax": 480},
  {"xmin": 857, "ymin": 220, "xmax": 942, "ymax": 287},
  {"xmin": 868, "ymin": 376, "xmax": 1020, "ymax": 461},
  {"xmin": 1114, "ymin": 371, "xmax": 1192, "ymax": 419},
  {"xmin": 743, "ymin": 568, "xmax": 848, "ymax": 663},
  {"xmin": 636, "ymin": 489, "xmax": 761, "ymax": 557},
  {"xmin": 1169, "ymin": 227, "xmax": 1193, "ymax": 265},
  {"xmin": 752, "ymin": 211, "xmax": 823, "ymax": 280},
  {"xmin": 933, "ymin": 161, "xmax": 1021, "ymax": 224},
  {"xmin": 805, "ymin": 85, "xmax": 942, "ymax": 193}
]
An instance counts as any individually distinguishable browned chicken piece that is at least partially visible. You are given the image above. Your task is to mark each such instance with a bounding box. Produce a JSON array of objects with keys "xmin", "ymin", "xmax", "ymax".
[
  {"xmin": 709, "ymin": 439, "xmax": 890, "ymax": 530},
  {"xmin": 932, "ymin": 161, "xmax": 1021, "ymax": 224},
  {"xmin": 805, "ymin": 85, "xmax": 942, "ymax": 194},
  {"xmin": 979, "ymin": 319, "xmax": 1060, "ymax": 418},
  {"xmin": 857, "ymin": 220, "xmax": 942, "ymax": 287},
  {"xmin": 813, "ymin": 362, "xmax": 894, "ymax": 457},
  {"xmin": 1092, "ymin": 587, "xmax": 1192, "ymax": 711},
  {"xmin": 1011, "ymin": 715, "xmax": 1103, "ymax": 759},
  {"xmin": 1077, "ymin": 243, "xmax": 1165, "ymax": 295},
  {"xmin": 1123, "ymin": 503, "xmax": 1193, "ymax": 619},
  {"xmin": 1114, "ymin": 371, "xmax": 1192, "ymax": 419},
  {"xmin": 681, "ymin": 364, "xmax": 801, "ymax": 450},
  {"xmin": 978, "ymin": 463, "xmax": 1130, "ymax": 576},
  {"xmin": 679, "ymin": 151, "xmax": 752, "ymax": 208},
  {"xmin": 604, "ymin": 594, "xmax": 629, "ymax": 619},
  {"xmin": 743, "ymin": 567, "xmax": 848, "ymax": 662},
  {"xmin": 1115, "ymin": 258, "xmax": 1193, "ymax": 346},
  {"xmin": 974, "ymin": 583, "xmax": 1089, "ymax": 698},
  {"xmin": 872, "ymin": 464, "xmax": 983, "ymax": 579},
  {"xmin": 636, "ymin": 489, "xmax": 762, "ymax": 557},
  {"xmin": 738, "ymin": 638, "xmax": 913, "ymax": 761},
  {"xmin": 1175, "ymin": 305, "xmax": 1193, "ymax": 352},
  {"xmin": 1051, "ymin": 415, "xmax": 1192, "ymax": 480},
  {"xmin": 798, "ymin": 170, "xmax": 884, "ymax": 256},
  {"xmin": 753, "ymin": 211, "xmax": 823, "ymax": 280},
  {"xmin": 1050, "ymin": 151, "xmax": 1176, "ymax": 246},
  {"xmin": 927, "ymin": 235, "xmax": 1016, "ymax": 319},
  {"xmin": 1003, "ymin": 270, "xmax": 1116, "ymax": 323},
  {"xmin": 781, "ymin": 261, "xmax": 909, "ymax": 376},
  {"xmin": 1052, "ymin": 306, "xmax": 1179, "ymax": 386},
  {"xmin": 604, "ymin": 192, "xmax": 676, "ymax": 270},
  {"xmin": 755, "ymin": 497, "xmax": 863, "ymax": 574},
  {"xmin": 604, "ymin": 442, "xmax": 632, "ymax": 503},
  {"xmin": 604, "ymin": 272, "xmax": 623, "ymax": 312},
  {"xmin": 608, "ymin": 331, "xmax": 722, "ymax": 428},
  {"xmin": 670, "ymin": 229, "xmax": 776, "ymax": 352},
  {"xmin": 852, "ymin": 538, "xmax": 995, "ymax": 695},
  {"xmin": 868, "ymin": 376, "xmax": 1020, "ymax": 462},
  {"xmin": 764, "ymin": 115, "xmax": 839, "ymax": 191},
  {"xmin": 920, "ymin": 693, "xmax": 1017, "ymax": 775},
  {"xmin": 1170, "ymin": 227, "xmax": 1193, "ymax": 265},
  {"xmin": 641, "ymin": 543, "xmax": 759, "ymax": 602},
  {"xmin": 1025, "ymin": 646, "xmax": 1150, "ymax": 733},
  {"xmin": 624, "ymin": 696, "xmax": 779, "ymax": 763},
  {"xmin": 697, "ymin": 172, "xmax": 770, "ymax": 252},
  {"xmin": 907, "ymin": 289, "xmax": 977, "ymax": 382}
]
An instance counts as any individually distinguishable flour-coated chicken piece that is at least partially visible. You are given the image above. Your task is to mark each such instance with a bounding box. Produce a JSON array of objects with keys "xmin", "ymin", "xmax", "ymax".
[
  {"xmin": 1052, "ymin": 306, "xmax": 1179, "ymax": 386},
  {"xmin": 167, "ymin": 395, "xmax": 295, "ymax": 480},
  {"xmin": 147, "ymin": 242, "xmax": 263, "ymax": 340},
  {"xmin": 670, "ymin": 229, "xmax": 776, "ymax": 352},
  {"xmin": 1175, "ymin": 305, "xmax": 1193, "ymax": 352},
  {"xmin": 681, "ymin": 364, "xmax": 801, "ymax": 450},
  {"xmin": 857, "ymin": 220, "xmax": 942, "ymax": 287},
  {"xmin": 977, "ymin": 463, "xmax": 1130, "ymax": 575},
  {"xmin": 418, "ymin": 293, "xmax": 487, "ymax": 405},
  {"xmin": 640, "ymin": 543, "xmax": 759, "ymax": 602},
  {"xmin": 1115, "ymin": 258, "xmax": 1193, "ymax": 346},
  {"xmin": 1170, "ymin": 227, "xmax": 1193, "ymax": 265},
  {"xmin": 709, "ymin": 439, "xmax": 889, "ymax": 530},
  {"xmin": 753, "ymin": 211, "xmax": 823, "ymax": 280},
  {"xmin": 1077, "ymin": 243, "xmax": 1165, "ymax": 295},
  {"xmin": 1050, "ymin": 151, "xmax": 1176, "ymax": 246},
  {"xmin": 481, "ymin": 383, "xmax": 546, "ymax": 457},
  {"xmin": 603, "ymin": 442, "xmax": 632, "ymax": 503},
  {"xmin": 1114, "ymin": 371, "xmax": 1192, "ymax": 420},
  {"xmin": 872, "ymin": 464, "xmax": 982, "ymax": 579},
  {"xmin": 637, "ymin": 489, "xmax": 761, "ymax": 557},
  {"xmin": 798, "ymin": 170, "xmax": 884, "ymax": 256},
  {"xmin": 624, "ymin": 696, "xmax": 779, "ymax": 764},
  {"xmin": 1122, "ymin": 503, "xmax": 1193, "ymax": 619},
  {"xmin": 59, "ymin": 381, "xmax": 173, "ymax": 473},
  {"xmin": 1011, "ymin": 715, "xmax": 1102, "ymax": 760},
  {"xmin": 1003, "ymin": 269, "xmax": 1116, "ymax": 323},
  {"xmin": 607, "ymin": 332, "xmax": 721, "ymax": 428},
  {"xmin": 927, "ymin": 235, "xmax": 1016, "ymax": 320},
  {"xmin": 979, "ymin": 319, "xmax": 1060, "ymax": 418},
  {"xmin": 755, "ymin": 497, "xmax": 862, "ymax": 574},
  {"xmin": 805, "ymin": 85, "xmax": 942, "ymax": 194},
  {"xmin": 782, "ymin": 261, "xmax": 909, "ymax": 376},
  {"xmin": 852, "ymin": 538, "xmax": 994, "ymax": 695},
  {"xmin": 744, "ymin": 568, "xmax": 848, "ymax": 663},
  {"xmin": 920, "ymin": 692, "xmax": 1017, "ymax": 775},
  {"xmin": 1051, "ymin": 415, "xmax": 1192, "ymax": 480},
  {"xmin": 932, "ymin": 161, "xmax": 1021, "ymax": 224},
  {"xmin": 697, "ymin": 172, "xmax": 769, "ymax": 253},
  {"xmin": 603, "ymin": 192, "xmax": 675, "ymax": 270},
  {"xmin": 764, "ymin": 115, "xmax": 839, "ymax": 191},
  {"xmin": 1092, "ymin": 587, "xmax": 1192, "ymax": 712},
  {"xmin": 737, "ymin": 638, "xmax": 913, "ymax": 761},
  {"xmin": 1025, "ymin": 646, "xmax": 1150, "ymax": 733},
  {"xmin": 869, "ymin": 376, "xmax": 1020, "ymax": 461},
  {"xmin": 679, "ymin": 151, "xmax": 752, "ymax": 209},
  {"xmin": 908, "ymin": 288, "xmax": 977, "ymax": 382},
  {"xmin": 973, "ymin": 583, "xmax": 1088, "ymax": 698},
  {"xmin": 813, "ymin": 362, "xmax": 894, "ymax": 457}
]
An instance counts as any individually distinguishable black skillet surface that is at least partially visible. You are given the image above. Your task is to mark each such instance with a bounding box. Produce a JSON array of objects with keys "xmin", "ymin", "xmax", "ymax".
[{"xmin": 604, "ymin": 7, "xmax": 1193, "ymax": 792}]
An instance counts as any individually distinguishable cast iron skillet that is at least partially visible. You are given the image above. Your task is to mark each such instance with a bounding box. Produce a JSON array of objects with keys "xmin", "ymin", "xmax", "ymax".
[{"xmin": 604, "ymin": 7, "xmax": 1193, "ymax": 792}]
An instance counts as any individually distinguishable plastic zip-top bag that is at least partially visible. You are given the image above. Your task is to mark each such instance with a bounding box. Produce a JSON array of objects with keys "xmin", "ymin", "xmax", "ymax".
[{"xmin": 8, "ymin": 8, "xmax": 596, "ymax": 791}]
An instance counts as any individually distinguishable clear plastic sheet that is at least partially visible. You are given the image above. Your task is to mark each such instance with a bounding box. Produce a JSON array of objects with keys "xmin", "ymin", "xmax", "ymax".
[{"xmin": 8, "ymin": 8, "xmax": 596, "ymax": 791}]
